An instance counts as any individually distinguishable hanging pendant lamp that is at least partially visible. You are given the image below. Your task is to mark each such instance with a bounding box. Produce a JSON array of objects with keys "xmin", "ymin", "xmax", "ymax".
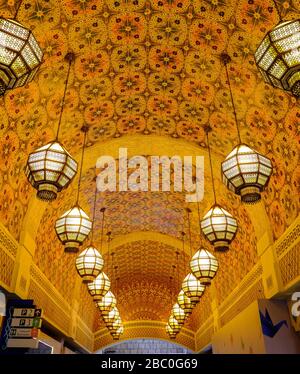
[
  {"xmin": 97, "ymin": 291, "xmax": 117, "ymax": 315},
  {"xmin": 201, "ymin": 126, "xmax": 238, "ymax": 252},
  {"xmin": 87, "ymin": 272, "xmax": 111, "ymax": 301},
  {"xmin": 76, "ymin": 200, "xmax": 105, "ymax": 283},
  {"xmin": 190, "ymin": 249, "xmax": 219, "ymax": 286},
  {"xmin": 168, "ymin": 315, "xmax": 181, "ymax": 334},
  {"xmin": 177, "ymin": 289, "xmax": 193, "ymax": 314},
  {"xmin": 182, "ymin": 273, "xmax": 205, "ymax": 305},
  {"xmin": 177, "ymin": 232, "xmax": 194, "ymax": 314},
  {"xmin": 0, "ymin": 1, "xmax": 43, "ymax": 95},
  {"xmin": 55, "ymin": 125, "xmax": 92, "ymax": 253},
  {"xmin": 166, "ymin": 324, "xmax": 177, "ymax": 339},
  {"xmin": 25, "ymin": 53, "xmax": 77, "ymax": 201},
  {"xmin": 172, "ymin": 303, "xmax": 186, "ymax": 325},
  {"xmin": 255, "ymin": 1, "xmax": 300, "ymax": 97},
  {"xmin": 102, "ymin": 307, "xmax": 120, "ymax": 327},
  {"xmin": 107, "ymin": 316, "xmax": 122, "ymax": 332},
  {"xmin": 111, "ymin": 325, "xmax": 124, "ymax": 340},
  {"xmin": 220, "ymin": 53, "xmax": 272, "ymax": 204},
  {"xmin": 181, "ymin": 208, "xmax": 205, "ymax": 305}
]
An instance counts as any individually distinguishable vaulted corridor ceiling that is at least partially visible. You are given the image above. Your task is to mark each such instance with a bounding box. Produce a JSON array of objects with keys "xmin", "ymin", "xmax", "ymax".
[{"xmin": 0, "ymin": 0, "xmax": 299, "ymax": 345}]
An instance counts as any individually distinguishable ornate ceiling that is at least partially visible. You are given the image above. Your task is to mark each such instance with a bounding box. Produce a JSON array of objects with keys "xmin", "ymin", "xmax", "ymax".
[{"xmin": 0, "ymin": 0, "xmax": 299, "ymax": 340}]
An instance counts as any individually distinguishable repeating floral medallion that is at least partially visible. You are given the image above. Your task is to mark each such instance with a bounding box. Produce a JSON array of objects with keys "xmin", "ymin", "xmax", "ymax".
[{"xmin": 0, "ymin": 0, "xmax": 298, "ymax": 332}]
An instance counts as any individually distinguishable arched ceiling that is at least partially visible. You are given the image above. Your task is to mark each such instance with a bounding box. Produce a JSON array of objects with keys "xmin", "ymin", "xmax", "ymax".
[{"xmin": 0, "ymin": 0, "xmax": 299, "ymax": 343}]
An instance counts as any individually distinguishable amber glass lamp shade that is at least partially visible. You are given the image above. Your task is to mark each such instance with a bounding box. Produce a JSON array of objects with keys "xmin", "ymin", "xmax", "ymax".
[
  {"xmin": 172, "ymin": 303, "xmax": 186, "ymax": 325},
  {"xmin": 25, "ymin": 141, "xmax": 77, "ymax": 201},
  {"xmin": 182, "ymin": 273, "xmax": 205, "ymax": 305},
  {"xmin": 111, "ymin": 325, "xmax": 124, "ymax": 340},
  {"xmin": 177, "ymin": 290, "xmax": 193, "ymax": 314},
  {"xmin": 221, "ymin": 144, "xmax": 272, "ymax": 204},
  {"xmin": 0, "ymin": 18, "xmax": 43, "ymax": 95},
  {"xmin": 97, "ymin": 291, "xmax": 117, "ymax": 315},
  {"xmin": 75, "ymin": 246, "xmax": 104, "ymax": 283},
  {"xmin": 166, "ymin": 324, "xmax": 177, "ymax": 339},
  {"xmin": 107, "ymin": 317, "xmax": 122, "ymax": 332},
  {"xmin": 87, "ymin": 272, "xmax": 111, "ymax": 301},
  {"xmin": 255, "ymin": 19, "xmax": 300, "ymax": 97},
  {"xmin": 102, "ymin": 307, "xmax": 120, "ymax": 326},
  {"xmin": 168, "ymin": 315, "xmax": 181, "ymax": 334},
  {"xmin": 201, "ymin": 204, "xmax": 238, "ymax": 251},
  {"xmin": 55, "ymin": 206, "xmax": 92, "ymax": 253},
  {"xmin": 190, "ymin": 249, "xmax": 218, "ymax": 285}
]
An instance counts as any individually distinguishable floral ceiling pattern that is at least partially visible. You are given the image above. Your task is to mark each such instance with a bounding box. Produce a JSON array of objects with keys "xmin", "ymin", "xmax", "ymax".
[{"xmin": 0, "ymin": 0, "xmax": 299, "ymax": 334}]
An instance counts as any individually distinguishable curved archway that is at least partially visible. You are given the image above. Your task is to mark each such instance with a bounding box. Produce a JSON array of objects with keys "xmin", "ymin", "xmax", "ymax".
[
  {"xmin": 94, "ymin": 320, "xmax": 195, "ymax": 352},
  {"xmin": 96, "ymin": 337, "xmax": 193, "ymax": 354}
]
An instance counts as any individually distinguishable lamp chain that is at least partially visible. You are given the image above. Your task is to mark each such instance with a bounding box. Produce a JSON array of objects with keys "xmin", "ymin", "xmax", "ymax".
[
  {"xmin": 181, "ymin": 230, "xmax": 187, "ymax": 274},
  {"xmin": 90, "ymin": 182, "xmax": 98, "ymax": 244},
  {"xmin": 205, "ymin": 128, "xmax": 217, "ymax": 205},
  {"xmin": 272, "ymin": 0, "xmax": 283, "ymax": 21},
  {"xmin": 176, "ymin": 251, "xmax": 180, "ymax": 293},
  {"xmin": 197, "ymin": 201, "xmax": 202, "ymax": 240},
  {"xmin": 107, "ymin": 231, "xmax": 111, "ymax": 272},
  {"xmin": 186, "ymin": 208, "xmax": 193, "ymax": 258},
  {"xmin": 14, "ymin": 0, "xmax": 23, "ymax": 19},
  {"xmin": 224, "ymin": 62, "xmax": 242, "ymax": 144},
  {"xmin": 99, "ymin": 208, "xmax": 106, "ymax": 253},
  {"xmin": 56, "ymin": 56, "xmax": 73, "ymax": 140},
  {"xmin": 76, "ymin": 127, "xmax": 88, "ymax": 204}
]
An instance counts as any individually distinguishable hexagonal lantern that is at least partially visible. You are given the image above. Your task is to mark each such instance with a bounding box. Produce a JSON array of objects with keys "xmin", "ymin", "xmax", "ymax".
[
  {"xmin": 190, "ymin": 249, "xmax": 219, "ymax": 286},
  {"xmin": 75, "ymin": 246, "xmax": 104, "ymax": 283},
  {"xmin": 255, "ymin": 19, "xmax": 300, "ymax": 97},
  {"xmin": 55, "ymin": 206, "xmax": 92, "ymax": 253},
  {"xmin": 87, "ymin": 272, "xmax": 111, "ymax": 301},
  {"xmin": 166, "ymin": 324, "xmax": 177, "ymax": 339},
  {"xmin": 0, "ymin": 18, "xmax": 43, "ymax": 95},
  {"xmin": 221, "ymin": 144, "xmax": 272, "ymax": 204},
  {"xmin": 25, "ymin": 141, "xmax": 78, "ymax": 202},
  {"xmin": 177, "ymin": 289, "xmax": 193, "ymax": 314},
  {"xmin": 201, "ymin": 204, "xmax": 238, "ymax": 251}
]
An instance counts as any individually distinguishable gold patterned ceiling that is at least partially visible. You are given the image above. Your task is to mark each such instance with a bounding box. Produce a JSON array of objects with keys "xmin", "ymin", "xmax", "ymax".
[{"xmin": 0, "ymin": 0, "xmax": 299, "ymax": 338}]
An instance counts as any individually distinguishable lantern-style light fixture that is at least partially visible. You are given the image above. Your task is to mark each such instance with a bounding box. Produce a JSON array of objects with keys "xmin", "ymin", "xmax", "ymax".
[
  {"xmin": 111, "ymin": 325, "xmax": 124, "ymax": 340},
  {"xmin": 220, "ymin": 53, "xmax": 272, "ymax": 203},
  {"xmin": 97, "ymin": 291, "xmax": 116, "ymax": 315},
  {"xmin": 0, "ymin": 1, "xmax": 43, "ymax": 95},
  {"xmin": 107, "ymin": 317, "xmax": 122, "ymax": 332},
  {"xmin": 25, "ymin": 53, "xmax": 77, "ymax": 201},
  {"xmin": 177, "ymin": 232, "xmax": 194, "ymax": 314},
  {"xmin": 190, "ymin": 249, "xmax": 218, "ymax": 286},
  {"xmin": 75, "ymin": 196, "xmax": 105, "ymax": 283},
  {"xmin": 181, "ymin": 209, "xmax": 206, "ymax": 305},
  {"xmin": 168, "ymin": 315, "xmax": 181, "ymax": 334},
  {"xmin": 87, "ymin": 272, "xmax": 111, "ymax": 301},
  {"xmin": 166, "ymin": 324, "xmax": 177, "ymax": 339},
  {"xmin": 255, "ymin": 1, "xmax": 300, "ymax": 98},
  {"xmin": 177, "ymin": 289, "xmax": 193, "ymax": 315},
  {"xmin": 182, "ymin": 273, "xmax": 205, "ymax": 305},
  {"xmin": 200, "ymin": 126, "xmax": 238, "ymax": 252},
  {"xmin": 75, "ymin": 246, "xmax": 103, "ymax": 284},
  {"xmin": 55, "ymin": 205, "xmax": 92, "ymax": 253},
  {"xmin": 172, "ymin": 303, "xmax": 186, "ymax": 325},
  {"xmin": 55, "ymin": 125, "xmax": 92, "ymax": 252},
  {"xmin": 103, "ymin": 307, "xmax": 120, "ymax": 327},
  {"xmin": 201, "ymin": 205, "xmax": 238, "ymax": 252}
]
